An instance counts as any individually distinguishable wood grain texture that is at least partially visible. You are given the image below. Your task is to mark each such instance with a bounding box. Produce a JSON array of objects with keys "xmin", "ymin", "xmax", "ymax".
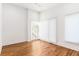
[{"xmin": 0, "ymin": 40, "xmax": 79, "ymax": 56}]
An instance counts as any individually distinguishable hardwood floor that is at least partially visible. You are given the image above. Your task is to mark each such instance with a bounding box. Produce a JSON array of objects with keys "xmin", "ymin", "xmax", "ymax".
[{"xmin": 0, "ymin": 40, "xmax": 79, "ymax": 56}]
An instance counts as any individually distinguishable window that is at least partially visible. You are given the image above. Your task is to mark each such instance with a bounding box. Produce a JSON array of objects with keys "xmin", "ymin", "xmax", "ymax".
[{"xmin": 65, "ymin": 13, "xmax": 79, "ymax": 43}]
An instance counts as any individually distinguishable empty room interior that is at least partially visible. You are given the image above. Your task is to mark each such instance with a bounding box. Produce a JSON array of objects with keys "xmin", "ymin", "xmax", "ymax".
[{"xmin": 0, "ymin": 3, "xmax": 79, "ymax": 56}]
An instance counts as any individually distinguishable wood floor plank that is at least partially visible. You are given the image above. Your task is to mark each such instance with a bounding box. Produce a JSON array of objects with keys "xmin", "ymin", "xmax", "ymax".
[{"xmin": 0, "ymin": 40, "xmax": 79, "ymax": 56}]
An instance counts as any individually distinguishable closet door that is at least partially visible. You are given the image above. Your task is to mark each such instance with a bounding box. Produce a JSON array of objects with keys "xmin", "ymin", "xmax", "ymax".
[{"xmin": 48, "ymin": 18, "xmax": 56, "ymax": 43}]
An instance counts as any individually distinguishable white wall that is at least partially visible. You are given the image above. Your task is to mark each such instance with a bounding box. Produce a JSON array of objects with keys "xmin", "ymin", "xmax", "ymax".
[
  {"xmin": 39, "ymin": 20, "xmax": 49, "ymax": 41},
  {"xmin": 40, "ymin": 3, "xmax": 79, "ymax": 51},
  {"xmin": 0, "ymin": 3, "xmax": 2, "ymax": 54},
  {"xmin": 0, "ymin": 4, "xmax": 2, "ymax": 44},
  {"xmin": 48, "ymin": 18, "xmax": 56, "ymax": 43},
  {"xmin": 2, "ymin": 4, "xmax": 28, "ymax": 46},
  {"xmin": 38, "ymin": 18, "xmax": 56, "ymax": 43},
  {"xmin": 28, "ymin": 9, "xmax": 39, "ymax": 41}
]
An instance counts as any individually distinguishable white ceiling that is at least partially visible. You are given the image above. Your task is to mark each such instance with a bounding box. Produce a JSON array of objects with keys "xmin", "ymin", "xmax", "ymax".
[{"xmin": 13, "ymin": 3, "xmax": 61, "ymax": 12}]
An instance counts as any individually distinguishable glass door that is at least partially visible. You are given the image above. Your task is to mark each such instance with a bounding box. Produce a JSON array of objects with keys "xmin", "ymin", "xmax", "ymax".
[{"xmin": 31, "ymin": 21, "xmax": 39, "ymax": 40}]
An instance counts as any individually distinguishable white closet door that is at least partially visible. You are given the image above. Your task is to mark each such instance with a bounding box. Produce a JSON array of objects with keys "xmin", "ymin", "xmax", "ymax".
[
  {"xmin": 48, "ymin": 18, "xmax": 56, "ymax": 43},
  {"xmin": 65, "ymin": 13, "xmax": 79, "ymax": 43}
]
